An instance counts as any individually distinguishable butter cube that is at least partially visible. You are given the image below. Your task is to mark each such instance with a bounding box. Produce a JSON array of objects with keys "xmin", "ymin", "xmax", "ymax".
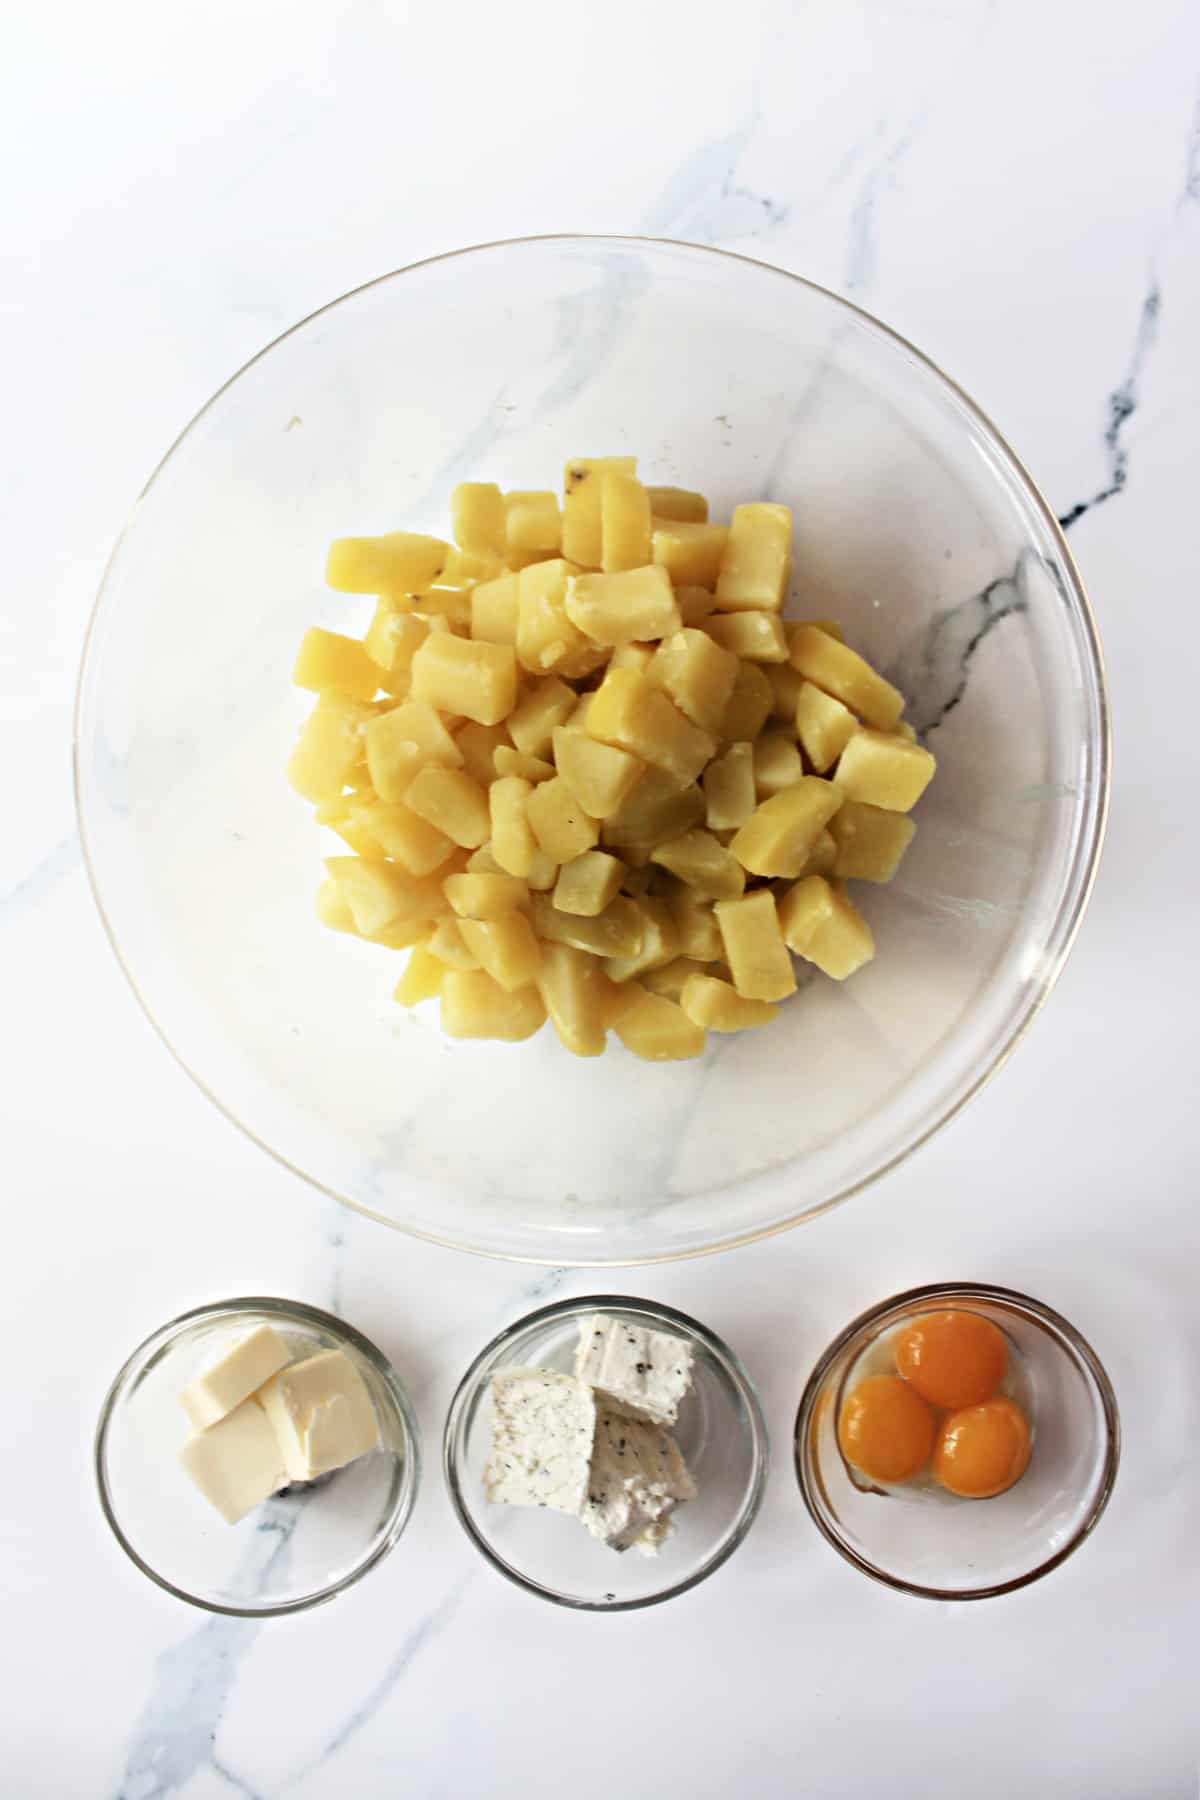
[
  {"xmin": 179, "ymin": 1324, "xmax": 292, "ymax": 1430},
  {"xmin": 257, "ymin": 1349, "xmax": 380, "ymax": 1483},
  {"xmin": 179, "ymin": 1398, "xmax": 287, "ymax": 1525}
]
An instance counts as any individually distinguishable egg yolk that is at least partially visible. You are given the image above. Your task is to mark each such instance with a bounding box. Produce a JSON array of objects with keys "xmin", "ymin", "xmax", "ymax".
[
  {"xmin": 837, "ymin": 1374, "xmax": 936, "ymax": 1484},
  {"xmin": 932, "ymin": 1397, "xmax": 1031, "ymax": 1498},
  {"xmin": 894, "ymin": 1309, "xmax": 1008, "ymax": 1410}
]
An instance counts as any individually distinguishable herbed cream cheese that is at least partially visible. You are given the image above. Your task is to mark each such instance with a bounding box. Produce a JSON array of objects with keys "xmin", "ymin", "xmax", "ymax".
[
  {"xmin": 484, "ymin": 1369, "xmax": 596, "ymax": 1514},
  {"xmin": 581, "ymin": 1412, "xmax": 697, "ymax": 1552},
  {"xmin": 573, "ymin": 1314, "xmax": 695, "ymax": 1426}
]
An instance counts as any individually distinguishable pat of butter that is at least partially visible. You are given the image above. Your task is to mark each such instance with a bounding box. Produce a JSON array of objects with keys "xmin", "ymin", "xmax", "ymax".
[
  {"xmin": 257, "ymin": 1349, "xmax": 380, "ymax": 1482},
  {"xmin": 179, "ymin": 1323, "xmax": 292, "ymax": 1430},
  {"xmin": 178, "ymin": 1398, "xmax": 287, "ymax": 1524}
]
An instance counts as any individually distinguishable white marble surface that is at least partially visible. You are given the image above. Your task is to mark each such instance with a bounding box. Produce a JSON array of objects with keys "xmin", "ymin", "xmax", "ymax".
[{"xmin": 4, "ymin": 1, "xmax": 1199, "ymax": 1794}]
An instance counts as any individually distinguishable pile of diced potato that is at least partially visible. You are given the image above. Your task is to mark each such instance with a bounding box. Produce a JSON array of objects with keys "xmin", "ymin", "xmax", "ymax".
[{"xmin": 287, "ymin": 458, "xmax": 935, "ymax": 1060}]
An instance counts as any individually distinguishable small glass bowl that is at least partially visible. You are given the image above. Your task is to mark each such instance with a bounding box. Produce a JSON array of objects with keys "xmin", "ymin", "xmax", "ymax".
[
  {"xmin": 95, "ymin": 1297, "xmax": 421, "ymax": 1616},
  {"xmin": 443, "ymin": 1296, "xmax": 768, "ymax": 1610},
  {"xmin": 795, "ymin": 1282, "xmax": 1119, "ymax": 1600}
]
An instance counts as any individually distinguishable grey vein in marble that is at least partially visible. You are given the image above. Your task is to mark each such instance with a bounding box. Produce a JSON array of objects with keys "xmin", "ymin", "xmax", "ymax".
[
  {"xmin": 642, "ymin": 108, "xmax": 788, "ymax": 244},
  {"xmin": 1, "ymin": 832, "xmax": 80, "ymax": 920},
  {"xmin": 886, "ymin": 566, "xmax": 1027, "ymax": 738}
]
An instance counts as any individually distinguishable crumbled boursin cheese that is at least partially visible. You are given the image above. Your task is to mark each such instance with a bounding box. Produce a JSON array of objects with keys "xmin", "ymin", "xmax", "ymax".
[
  {"xmin": 484, "ymin": 1370, "xmax": 596, "ymax": 1514},
  {"xmin": 581, "ymin": 1413, "xmax": 697, "ymax": 1553},
  {"xmin": 573, "ymin": 1314, "xmax": 695, "ymax": 1426}
]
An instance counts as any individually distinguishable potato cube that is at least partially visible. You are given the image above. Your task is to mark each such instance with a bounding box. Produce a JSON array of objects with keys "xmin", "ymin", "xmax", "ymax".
[
  {"xmin": 676, "ymin": 584, "xmax": 718, "ymax": 626},
  {"xmin": 538, "ymin": 942, "xmax": 610, "ymax": 1056},
  {"xmin": 641, "ymin": 957, "xmax": 719, "ymax": 1000},
  {"xmin": 325, "ymin": 857, "xmax": 448, "ymax": 938},
  {"xmin": 680, "ymin": 973, "xmax": 777, "ymax": 1031},
  {"xmin": 603, "ymin": 897, "xmax": 680, "ymax": 983},
  {"xmin": 787, "ymin": 617, "xmax": 845, "ymax": 646},
  {"xmin": 795, "ymin": 679, "xmax": 859, "ymax": 772},
  {"xmin": 489, "ymin": 776, "xmax": 538, "ymax": 878},
  {"xmin": 507, "ymin": 677, "xmax": 576, "ymax": 757},
  {"xmin": 526, "ymin": 776, "xmax": 600, "ymax": 863},
  {"xmin": 466, "ymin": 845, "xmax": 504, "ymax": 875},
  {"xmin": 789, "ymin": 625, "xmax": 903, "ymax": 730},
  {"xmin": 608, "ymin": 642, "xmax": 656, "ymax": 673},
  {"xmin": 364, "ymin": 607, "xmax": 430, "ymax": 694},
  {"xmin": 327, "ymin": 802, "xmax": 385, "ymax": 859},
  {"xmin": 646, "ymin": 486, "xmax": 708, "ymax": 523},
  {"xmin": 714, "ymin": 502, "xmax": 791, "ymax": 612},
  {"xmin": 326, "ymin": 532, "xmax": 448, "ymax": 595},
  {"xmin": 553, "ymin": 851, "xmax": 624, "ymax": 917},
  {"xmin": 458, "ymin": 913, "xmax": 541, "ymax": 992},
  {"xmin": 435, "ymin": 545, "xmax": 505, "ymax": 590},
  {"xmin": 292, "ymin": 627, "xmax": 381, "ymax": 701},
  {"xmin": 892, "ymin": 719, "xmax": 917, "ymax": 742},
  {"xmin": 365, "ymin": 700, "xmax": 462, "ymax": 801},
  {"xmin": 410, "ymin": 634, "xmax": 517, "ymax": 727},
  {"xmin": 651, "ymin": 830, "xmax": 745, "ymax": 901},
  {"xmin": 394, "ymin": 948, "xmax": 445, "ymax": 1006},
  {"xmin": 668, "ymin": 886, "xmax": 723, "ymax": 961},
  {"xmin": 601, "ymin": 768, "xmax": 705, "ymax": 856},
  {"xmin": 705, "ymin": 611, "xmax": 788, "ymax": 663},
  {"xmin": 719, "ymin": 661, "xmax": 773, "ymax": 742},
  {"xmin": 527, "ymin": 848, "xmax": 559, "ymax": 891},
  {"xmin": 358, "ymin": 801, "xmax": 455, "ymax": 876},
  {"xmin": 565, "ymin": 566, "xmax": 681, "ymax": 646},
  {"xmin": 455, "ymin": 721, "xmax": 510, "ymax": 788},
  {"xmin": 587, "ymin": 668, "xmax": 714, "ymax": 786},
  {"xmin": 426, "ymin": 917, "xmax": 480, "ymax": 969},
  {"xmin": 799, "ymin": 827, "xmax": 838, "ymax": 879},
  {"xmin": 316, "ymin": 877, "xmax": 357, "ymax": 935},
  {"xmin": 418, "ymin": 585, "xmax": 472, "ymax": 629},
  {"xmin": 702, "ymin": 741, "xmax": 756, "ymax": 831},
  {"xmin": 753, "ymin": 728, "xmax": 803, "ymax": 798},
  {"xmin": 601, "ymin": 472, "xmax": 653, "ymax": 572},
  {"xmin": 614, "ymin": 991, "xmax": 706, "ymax": 1061},
  {"xmin": 829, "ymin": 801, "xmax": 915, "ymax": 881},
  {"xmin": 833, "ymin": 729, "xmax": 936, "ymax": 811},
  {"xmin": 731, "ymin": 779, "xmax": 844, "ymax": 878},
  {"xmin": 441, "ymin": 969, "xmax": 546, "ymax": 1041},
  {"xmin": 504, "ymin": 490, "xmax": 561, "ymax": 555},
  {"xmin": 288, "ymin": 695, "xmax": 374, "ymax": 804},
  {"xmin": 620, "ymin": 864, "xmax": 653, "ymax": 900},
  {"xmin": 493, "ymin": 746, "xmax": 555, "ymax": 782},
  {"xmin": 562, "ymin": 456, "xmax": 638, "ymax": 567},
  {"xmin": 404, "ymin": 765, "xmax": 491, "ymax": 848},
  {"xmin": 647, "ymin": 629, "xmax": 739, "ymax": 734},
  {"xmin": 443, "ymin": 872, "xmax": 529, "ymax": 918},
  {"xmin": 532, "ymin": 894, "xmax": 644, "ymax": 959},
  {"xmin": 517, "ymin": 559, "xmax": 606, "ymax": 678},
  {"xmin": 778, "ymin": 877, "xmax": 874, "ymax": 978},
  {"xmin": 470, "ymin": 572, "xmax": 520, "ymax": 646},
  {"xmin": 451, "ymin": 482, "xmax": 506, "ymax": 556},
  {"xmin": 765, "ymin": 661, "xmax": 804, "ymax": 721},
  {"xmin": 651, "ymin": 520, "xmax": 729, "ymax": 589},
  {"xmin": 714, "ymin": 891, "xmax": 796, "ymax": 1001}
]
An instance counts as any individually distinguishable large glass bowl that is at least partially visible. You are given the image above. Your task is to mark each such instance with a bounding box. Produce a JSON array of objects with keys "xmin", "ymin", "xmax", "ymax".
[{"xmin": 75, "ymin": 235, "xmax": 1108, "ymax": 1264}]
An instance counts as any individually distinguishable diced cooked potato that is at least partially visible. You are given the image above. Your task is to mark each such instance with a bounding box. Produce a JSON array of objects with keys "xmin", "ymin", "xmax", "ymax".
[
  {"xmin": 451, "ymin": 482, "xmax": 506, "ymax": 556},
  {"xmin": 405, "ymin": 765, "xmax": 491, "ymax": 848},
  {"xmin": 647, "ymin": 629, "xmax": 739, "ymax": 734},
  {"xmin": 731, "ymin": 779, "xmax": 843, "ymax": 878},
  {"xmin": 458, "ymin": 913, "xmax": 541, "ymax": 991},
  {"xmin": 651, "ymin": 830, "xmax": 745, "ymax": 901},
  {"xmin": 714, "ymin": 502, "xmax": 791, "ymax": 612},
  {"xmin": 702, "ymin": 740, "xmax": 756, "ymax": 830},
  {"xmin": 553, "ymin": 851, "xmax": 624, "ymax": 917},
  {"xmin": 766, "ymin": 661, "xmax": 804, "ymax": 722},
  {"xmin": 714, "ymin": 891, "xmax": 796, "ymax": 1001},
  {"xmin": 526, "ymin": 776, "xmax": 600, "ymax": 863},
  {"xmin": 601, "ymin": 472, "xmax": 653, "ymax": 572},
  {"xmin": 620, "ymin": 863, "xmax": 653, "ymax": 899},
  {"xmin": 788, "ymin": 617, "xmax": 845, "ymax": 646},
  {"xmin": 470, "ymin": 572, "xmax": 520, "ymax": 646},
  {"xmin": 494, "ymin": 746, "xmax": 555, "ymax": 782},
  {"xmin": 614, "ymin": 991, "xmax": 706, "ymax": 1061},
  {"xmin": 393, "ymin": 947, "xmax": 445, "ymax": 1006},
  {"xmin": 436, "ymin": 545, "xmax": 504, "ymax": 590},
  {"xmin": 777, "ymin": 876, "xmax": 874, "ymax": 978},
  {"xmin": 531, "ymin": 893, "xmax": 644, "ymax": 959},
  {"xmin": 527, "ymin": 849, "xmax": 559, "ymax": 891},
  {"xmin": 516, "ymin": 559, "xmax": 606, "ymax": 678},
  {"xmin": 642, "ymin": 957, "xmax": 720, "ymax": 1000},
  {"xmin": 680, "ymin": 973, "xmax": 777, "ymax": 1031},
  {"xmin": 489, "ymin": 775, "xmax": 538, "ymax": 878},
  {"xmin": 795, "ymin": 679, "xmax": 859, "ymax": 773},
  {"xmin": 705, "ymin": 611, "xmax": 788, "ymax": 663},
  {"xmin": 587, "ymin": 668, "xmax": 714, "ymax": 787},
  {"xmin": 418, "ymin": 585, "xmax": 472, "ymax": 629},
  {"xmin": 364, "ymin": 607, "xmax": 430, "ymax": 695},
  {"xmin": 601, "ymin": 768, "xmax": 705, "ymax": 856},
  {"xmin": 646, "ymin": 486, "xmax": 708, "ymax": 523},
  {"xmin": 443, "ymin": 872, "xmax": 529, "ymax": 918},
  {"xmin": 426, "ymin": 917, "xmax": 480, "ymax": 968},
  {"xmin": 364, "ymin": 700, "xmax": 462, "ymax": 802},
  {"xmin": 441, "ymin": 968, "xmax": 546, "ymax": 1041},
  {"xmin": 326, "ymin": 532, "xmax": 448, "ymax": 595},
  {"xmin": 608, "ymin": 643, "xmax": 656, "ymax": 673},
  {"xmin": 316, "ymin": 877, "xmax": 357, "ymax": 934},
  {"xmin": 507, "ymin": 677, "xmax": 576, "ymax": 757},
  {"xmin": 719, "ymin": 661, "xmax": 773, "ymax": 741},
  {"xmin": 753, "ymin": 728, "xmax": 803, "ymax": 798},
  {"xmin": 538, "ymin": 941, "xmax": 611, "ymax": 1056},
  {"xmin": 357, "ymin": 801, "xmax": 455, "ymax": 876},
  {"xmin": 892, "ymin": 719, "xmax": 917, "ymax": 742},
  {"xmin": 675, "ymin": 584, "xmax": 718, "ymax": 626},
  {"xmin": 829, "ymin": 801, "xmax": 915, "ymax": 881},
  {"xmin": 455, "ymin": 721, "xmax": 510, "ymax": 788},
  {"xmin": 410, "ymin": 634, "xmax": 517, "ymax": 727},
  {"xmin": 668, "ymin": 884, "xmax": 723, "ymax": 961},
  {"xmin": 288, "ymin": 695, "xmax": 374, "ymax": 804},
  {"xmin": 799, "ymin": 827, "xmax": 838, "ymax": 879},
  {"xmin": 547, "ymin": 731, "xmax": 641, "ymax": 822},
  {"xmin": 562, "ymin": 456, "xmax": 638, "ymax": 566},
  {"xmin": 833, "ymin": 729, "xmax": 936, "ymax": 811},
  {"xmin": 566, "ymin": 566, "xmax": 681, "ymax": 645},
  {"xmin": 603, "ymin": 897, "xmax": 679, "ymax": 983},
  {"xmin": 504, "ymin": 490, "xmax": 561, "ymax": 556},
  {"xmin": 325, "ymin": 857, "xmax": 449, "ymax": 938},
  {"xmin": 651, "ymin": 520, "xmax": 729, "ymax": 589},
  {"xmin": 293, "ymin": 627, "xmax": 381, "ymax": 701},
  {"xmin": 326, "ymin": 802, "xmax": 385, "ymax": 859},
  {"xmin": 789, "ymin": 625, "xmax": 903, "ymax": 730}
]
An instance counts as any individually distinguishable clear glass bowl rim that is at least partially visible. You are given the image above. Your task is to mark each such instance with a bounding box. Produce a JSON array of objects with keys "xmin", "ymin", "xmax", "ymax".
[
  {"xmin": 94, "ymin": 1294, "xmax": 423, "ymax": 1617},
  {"xmin": 793, "ymin": 1279, "xmax": 1120, "ymax": 1601},
  {"xmin": 74, "ymin": 233, "xmax": 1112, "ymax": 1266},
  {"xmin": 442, "ymin": 1292, "xmax": 770, "ymax": 1611}
]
